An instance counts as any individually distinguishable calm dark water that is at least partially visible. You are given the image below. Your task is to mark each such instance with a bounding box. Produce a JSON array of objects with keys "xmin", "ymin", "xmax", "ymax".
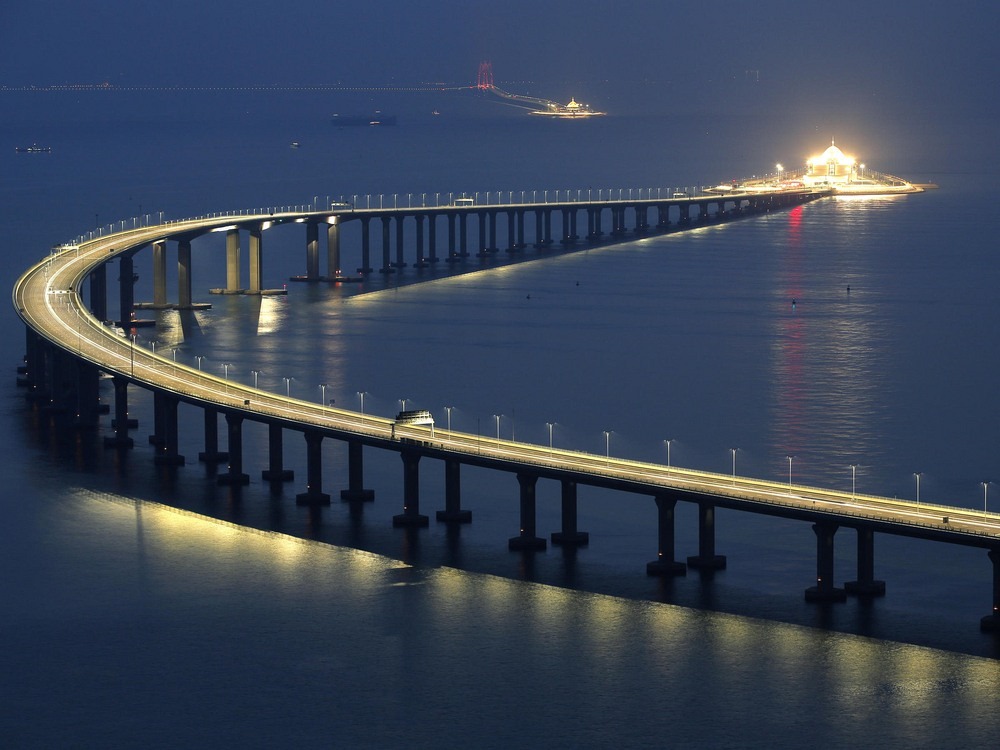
[{"xmin": 2, "ymin": 91, "xmax": 1000, "ymax": 747}]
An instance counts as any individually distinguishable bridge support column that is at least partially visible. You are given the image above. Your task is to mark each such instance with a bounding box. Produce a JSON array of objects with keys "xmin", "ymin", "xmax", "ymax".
[
  {"xmin": 459, "ymin": 212, "xmax": 469, "ymax": 257},
  {"xmin": 805, "ymin": 522, "xmax": 846, "ymax": 602},
  {"xmin": 248, "ymin": 226, "xmax": 262, "ymax": 293},
  {"xmin": 477, "ymin": 212, "xmax": 488, "ymax": 257},
  {"xmin": 687, "ymin": 502, "xmax": 727, "ymax": 570},
  {"xmin": 533, "ymin": 209, "xmax": 544, "ymax": 248},
  {"xmin": 657, "ymin": 205, "xmax": 671, "ymax": 229},
  {"xmin": 844, "ymin": 526, "xmax": 886, "ymax": 596},
  {"xmin": 341, "ymin": 439, "xmax": 375, "ymax": 501},
  {"xmin": 103, "ymin": 376, "xmax": 134, "ymax": 448},
  {"xmin": 569, "ymin": 208, "xmax": 578, "ymax": 240},
  {"xmin": 516, "ymin": 209, "xmax": 526, "ymax": 248},
  {"xmin": 447, "ymin": 214, "xmax": 458, "ymax": 261},
  {"xmin": 296, "ymin": 430, "xmax": 330, "ymax": 504},
  {"xmin": 505, "ymin": 211, "xmax": 517, "ymax": 253},
  {"xmin": 88, "ymin": 264, "xmax": 108, "ymax": 321},
  {"xmin": 305, "ymin": 221, "xmax": 320, "ymax": 280},
  {"xmin": 635, "ymin": 206, "xmax": 648, "ymax": 233},
  {"xmin": 118, "ymin": 253, "xmax": 135, "ymax": 326},
  {"xmin": 414, "ymin": 215, "xmax": 428, "ymax": 267},
  {"xmin": 198, "ymin": 407, "xmax": 228, "ymax": 463},
  {"xmin": 149, "ymin": 391, "xmax": 165, "ymax": 447},
  {"xmin": 380, "ymin": 216, "xmax": 393, "ymax": 274},
  {"xmin": 981, "ymin": 549, "xmax": 1000, "ymax": 631},
  {"xmin": 152, "ymin": 240, "xmax": 168, "ymax": 308},
  {"xmin": 543, "ymin": 210, "xmax": 552, "ymax": 246},
  {"xmin": 393, "ymin": 449, "xmax": 428, "ymax": 526},
  {"xmin": 509, "ymin": 473, "xmax": 546, "ymax": 550},
  {"xmin": 327, "ymin": 220, "xmax": 341, "ymax": 277},
  {"xmin": 436, "ymin": 458, "xmax": 471, "ymax": 523},
  {"xmin": 647, "ymin": 494, "xmax": 686, "ymax": 575},
  {"xmin": 560, "ymin": 208, "xmax": 572, "ymax": 244},
  {"xmin": 218, "ymin": 413, "xmax": 250, "ymax": 485},
  {"xmin": 551, "ymin": 479, "xmax": 589, "ymax": 546},
  {"xmin": 359, "ymin": 216, "xmax": 373, "ymax": 274},
  {"xmin": 225, "ymin": 229, "xmax": 242, "ymax": 292},
  {"xmin": 393, "ymin": 216, "xmax": 407, "ymax": 268},
  {"xmin": 427, "ymin": 215, "xmax": 438, "ymax": 263},
  {"xmin": 153, "ymin": 394, "xmax": 184, "ymax": 465},
  {"xmin": 177, "ymin": 239, "xmax": 193, "ymax": 309},
  {"xmin": 262, "ymin": 423, "xmax": 293, "ymax": 481},
  {"xmin": 487, "ymin": 211, "xmax": 498, "ymax": 252},
  {"xmin": 71, "ymin": 359, "xmax": 102, "ymax": 428}
]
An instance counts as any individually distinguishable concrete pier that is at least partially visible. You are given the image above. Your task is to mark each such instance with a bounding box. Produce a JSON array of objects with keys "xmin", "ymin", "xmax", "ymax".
[
  {"xmin": 436, "ymin": 458, "xmax": 471, "ymax": 523},
  {"xmin": 341, "ymin": 439, "xmax": 374, "ymax": 501},
  {"xmin": 262, "ymin": 423, "xmax": 293, "ymax": 481},
  {"xmin": 393, "ymin": 449, "xmax": 428, "ymax": 526},
  {"xmin": 509, "ymin": 472, "xmax": 546, "ymax": 550},
  {"xmin": 805, "ymin": 522, "xmax": 847, "ymax": 602},
  {"xmin": 218, "ymin": 413, "xmax": 250, "ymax": 486},
  {"xmin": 296, "ymin": 430, "xmax": 330, "ymax": 504},
  {"xmin": 551, "ymin": 479, "xmax": 589, "ymax": 546},
  {"xmin": 647, "ymin": 494, "xmax": 686, "ymax": 575},
  {"xmin": 687, "ymin": 502, "xmax": 727, "ymax": 570},
  {"xmin": 844, "ymin": 526, "xmax": 886, "ymax": 596}
]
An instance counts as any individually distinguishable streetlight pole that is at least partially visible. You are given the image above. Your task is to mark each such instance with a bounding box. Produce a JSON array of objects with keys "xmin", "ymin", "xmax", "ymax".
[
  {"xmin": 914, "ymin": 472, "xmax": 922, "ymax": 506},
  {"xmin": 222, "ymin": 363, "xmax": 231, "ymax": 393},
  {"xmin": 664, "ymin": 439, "xmax": 674, "ymax": 472},
  {"xmin": 493, "ymin": 414, "xmax": 501, "ymax": 446},
  {"xmin": 358, "ymin": 391, "xmax": 366, "ymax": 420},
  {"xmin": 251, "ymin": 369, "xmax": 260, "ymax": 389},
  {"xmin": 130, "ymin": 334, "xmax": 136, "ymax": 377},
  {"xmin": 730, "ymin": 448, "xmax": 738, "ymax": 484},
  {"xmin": 786, "ymin": 455, "xmax": 794, "ymax": 487},
  {"xmin": 547, "ymin": 422, "xmax": 554, "ymax": 449},
  {"xmin": 603, "ymin": 431, "xmax": 611, "ymax": 465},
  {"xmin": 983, "ymin": 481, "xmax": 990, "ymax": 519},
  {"xmin": 320, "ymin": 383, "xmax": 328, "ymax": 405},
  {"xmin": 195, "ymin": 355, "xmax": 204, "ymax": 371},
  {"xmin": 444, "ymin": 406, "xmax": 453, "ymax": 433},
  {"xmin": 283, "ymin": 377, "xmax": 292, "ymax": 398},
  {"xmin": 850, "ymin": 464, "xmax": 858, "ymax": 499}
]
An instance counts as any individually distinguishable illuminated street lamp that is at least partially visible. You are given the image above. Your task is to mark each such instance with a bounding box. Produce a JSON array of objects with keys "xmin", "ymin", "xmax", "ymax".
[
  {"xmin": 444, "ymin": 406, "xmax": 453, "ymax": 433},
  {"xmin": 195, "ymin": 355, "xmax": 204, "ymax": 371},
  {"xmin": 664, "ymin": 439, "xmax": 675, "ymax": 471},
  {"xmin": 786, "ymin": 455, "xmax": 794, "ymax": 487},
  {"xmin": 914, "ymin": 472, "xmax": 923, "ymax": 506},
  {"xmin": 603, "ymin": 430, "xmax": 611, "ymax": 465},
  {"xmin": 283, "ymin": 376, "xmax": 293, "ymax": 397},
  {"xmin": 319, "ymin": 383, "xmax": 328, "ymax": 405},
  {"xmin": 251, "ymin": 369, "xmax": 260, "ymax": 389},
  {"xmin": 493, "ymin": 414, "xmax": 501, "ymax": 446},
  {"xmin": 547, "ymin": 422, "xmax": 554, "ymax": 449},
  {"xmin": 730, "ymin": 448, "xmax": 739, "ymax": 484},
  {"xmin": 357, "ymin": 391, "xmax": 367, "ymax": 419},
  {"xmin": 850, "ymin": 464, "xmax": 858, "ymax": 498}
]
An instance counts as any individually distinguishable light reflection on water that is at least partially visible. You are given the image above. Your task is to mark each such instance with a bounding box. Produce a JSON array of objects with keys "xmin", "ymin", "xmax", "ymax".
[{"xmin": 13, "ymin": 489, "xmax": 999, "ymax": 746}]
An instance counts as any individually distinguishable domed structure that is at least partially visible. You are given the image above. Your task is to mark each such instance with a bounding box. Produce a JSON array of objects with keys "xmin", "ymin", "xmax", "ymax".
[{"xmin": 804, "ymin": 140, "xmax": 856, "ymax": 185}]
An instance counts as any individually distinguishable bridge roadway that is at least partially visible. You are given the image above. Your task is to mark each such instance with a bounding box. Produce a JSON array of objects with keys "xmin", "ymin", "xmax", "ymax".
[{"xmin": 13, "ymin": 203, "xmax": 1000, "ymax": 631}]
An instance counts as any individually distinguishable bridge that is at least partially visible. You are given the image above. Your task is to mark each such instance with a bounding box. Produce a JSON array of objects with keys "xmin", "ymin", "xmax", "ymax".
[{"xmin": 13, "ymin": 189, "xmax": 1000, "ymax": 632}]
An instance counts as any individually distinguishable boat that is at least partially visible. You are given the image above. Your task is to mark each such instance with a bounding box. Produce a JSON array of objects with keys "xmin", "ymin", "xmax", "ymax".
[
  {"xmin": 290, "ymin": 141, "xmax": 301, "ymax": 149},
  {"xmin": 15, "ymin": 144, "xmax": 51, "ymax": 153},
  {"xmin": 332, "ymin": 111, "xmax": 397, "ymax": 127}
]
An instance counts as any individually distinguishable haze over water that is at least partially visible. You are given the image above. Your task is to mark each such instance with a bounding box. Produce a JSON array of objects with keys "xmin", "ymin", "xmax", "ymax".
[{"xmin": 3, "ymin": 90, "xmax": 1000, "ymax": 747}]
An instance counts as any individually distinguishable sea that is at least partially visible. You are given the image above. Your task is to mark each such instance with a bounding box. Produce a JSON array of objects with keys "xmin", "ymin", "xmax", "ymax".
[{"xmin": 2, "ymin": 89, "xmax": 1000, "ymax": 748}]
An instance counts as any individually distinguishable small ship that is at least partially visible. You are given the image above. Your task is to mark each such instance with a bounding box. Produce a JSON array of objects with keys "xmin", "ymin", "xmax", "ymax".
[
  {"xmin": 16, "ymin": 144, "xmax": 52, "ymax": 153},
  {"xmin": 331, "ymin": 111, "xmax": 397, "ymax": 127}
]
